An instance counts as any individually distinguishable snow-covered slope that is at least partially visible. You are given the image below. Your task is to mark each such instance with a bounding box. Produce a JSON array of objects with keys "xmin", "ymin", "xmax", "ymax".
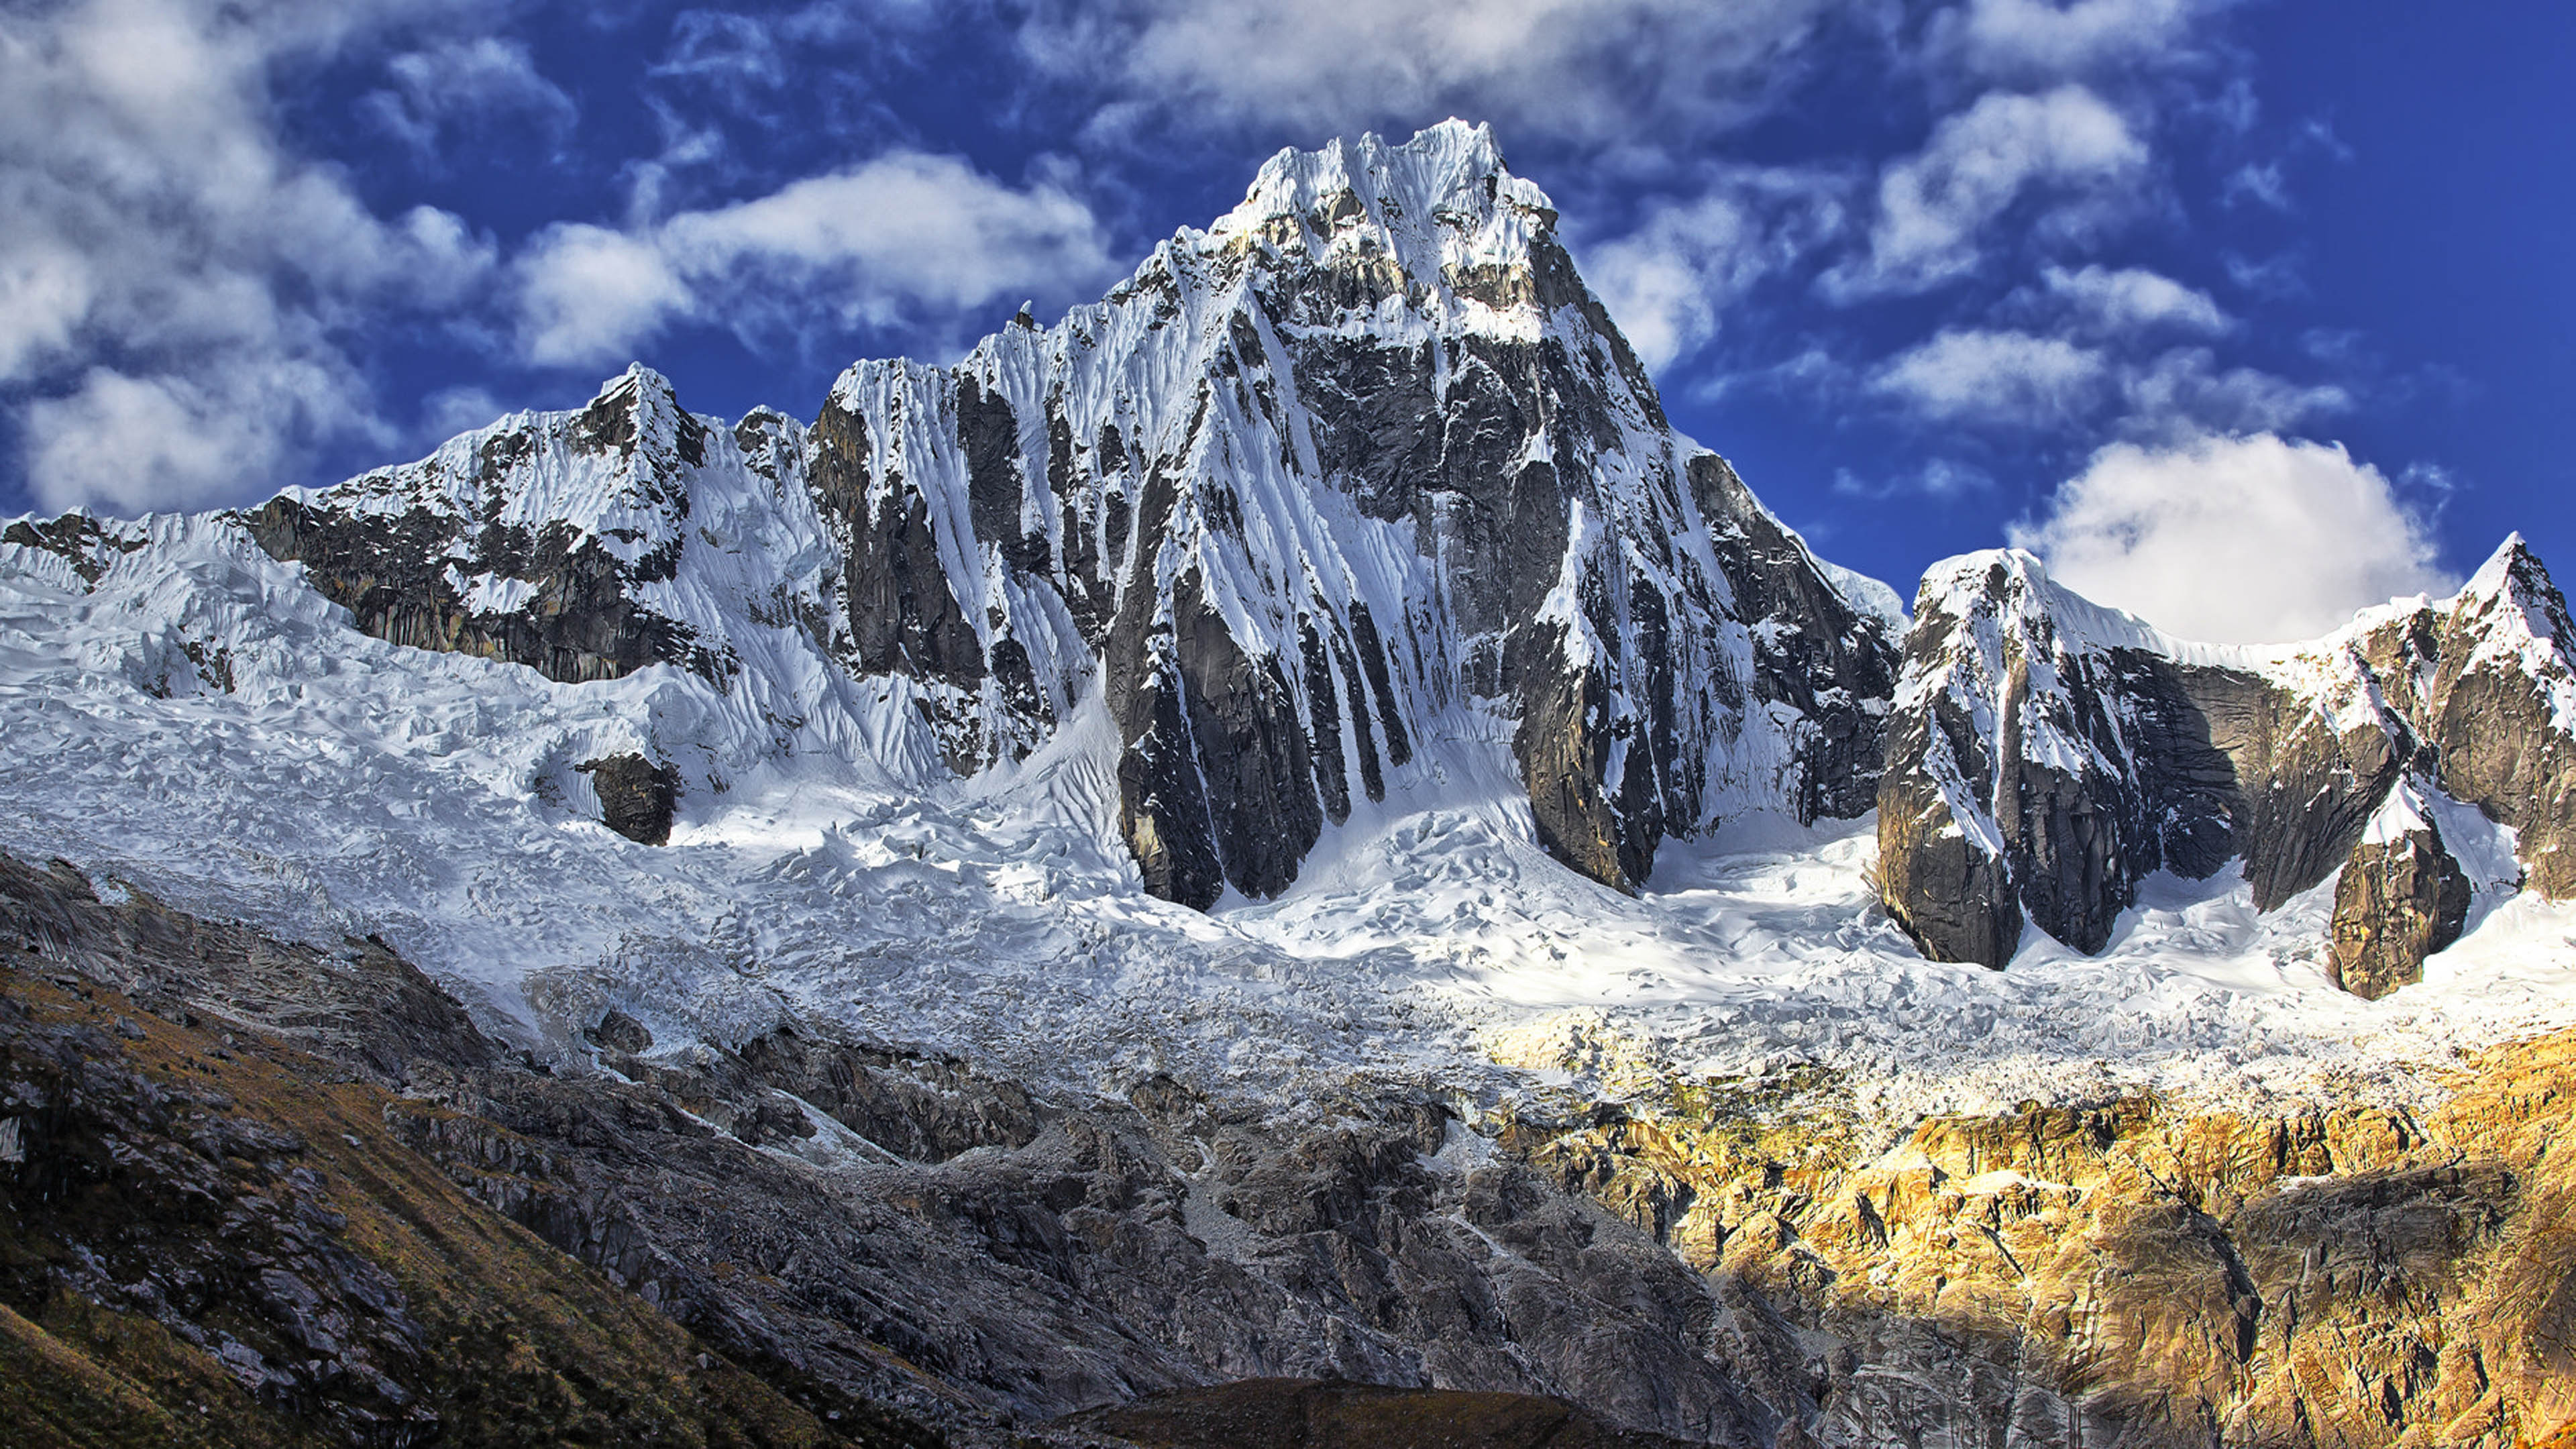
[
  {"xmin": 162, "ymin": 121, "xmax": 1902, "ymax": 911},
  {"xmin": 798, "ymin": 119, "xmax": 1897, "ymax": 904},
  {"xmin": 9, "ymin": 121, "xmax": 2576, "ymax": 1140},
  {"xmin": 10, "ymin": 500, "xmax": 2576, "ymax": 1130}
]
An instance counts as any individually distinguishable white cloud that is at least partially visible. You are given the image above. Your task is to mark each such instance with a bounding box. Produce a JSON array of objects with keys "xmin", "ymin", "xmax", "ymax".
[
  {"xmin": 1929, "ymin": 0, "xmax": 2215, "ymax": 80},
  {"xmin": 0, "ymin": 0, "xmax": 497, "ymax": 511},
  {"xmin": 1832, "ymin": 458, "xmax": 1995, "ymax": 500},
  {"xmin": 517, "ymin": 225, "xmax": 692, "ymax": 368},
  {"xmin": 23, "ymin": 356, "xmax": 380, "ymax": 514},
  {"xmin": 1871, "ymin": 328, "xmax": 2108, "ymax": 425},
  {"xmin": 1866, "ymin": 325, "xmax": 2337, "ymax": 441},
  {"xmin": 364, "ymin": 36, "xmax": 577, "ymax": 156},
  {"xmin": 2011, "ymin": 432, "xmax": 2454, "ymax": 643},
  {"xmin": 1580, "ymin": 170, "xmax": 1845, "ymax": 371},
  {"xmin": 1829, "ymin": 85, "xmax": 2147, "ymax": 297},
  {"xmin": 1019, "ymin": 0, "xmax": 1858, "ymax": 144},
  {"xmin": 421, "ymin": 384, "xmax": 505, "ymax": 439},
  {"xmin": 514, "ymin": 152, "xmax": 1115, "ymax": 367},
  {"xmin": 2043, "ymin": 264, "xmax": 2229, "ymax": 335},
  {"xmin": 2221, "ymin": 160, "xmax": 2289, "ymax": 210},
  {"xmin": 2118, "ymin": 347, "xmax": 2346, "ymax": 435}
]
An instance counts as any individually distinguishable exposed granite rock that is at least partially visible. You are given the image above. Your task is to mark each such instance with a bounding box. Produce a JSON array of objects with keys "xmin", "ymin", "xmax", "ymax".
[
  {"xmin": 1, "ymin": 511, "xmax": 146, "ymax": 584},
  {"xmin": 1688, "ymin": 454, "xmax": 1896, "ymax": 824},
  {"xmin": 1, "ymin": 848, "xmax": 1781, "ymax": 1442},
  {"xmin": 578, "ymin": 753, "xmax": 680, "ymax": 845},
  {"xmin": 1503, "ymin": 1031, "xmax": 2576, "ymax": 1449},
  {"xmin": 2330, "ymin": 821, "xmax": 2473, "ymax": 1000},
  {"xmin": 1875, "ymin": 543, "xmax": 2567, "ymax": 975},
  {"xmin": 587, "ymin": 1008, "xmax": 654, "ymax": 1055},
  {"xmin": 19, "ymin": 844, "xmax": 2576, "ymax": 1446},
  {"xmin": 1876, "ymin": 553, "xmax": 2245, "ymax": 964},
  {"xmin": 2350, "ymin": 537, "xmax": 2576, "ymax": 898}
]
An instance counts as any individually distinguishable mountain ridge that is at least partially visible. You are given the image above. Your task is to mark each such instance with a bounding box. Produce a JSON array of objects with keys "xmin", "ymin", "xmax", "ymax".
[
  {"xmin": 1875, "ymin": 534, "xmax": 2576, "ymax": 994},
  {"xmin": 60, "ymin": 118, "xmax": 1902, "ymax": 911}
]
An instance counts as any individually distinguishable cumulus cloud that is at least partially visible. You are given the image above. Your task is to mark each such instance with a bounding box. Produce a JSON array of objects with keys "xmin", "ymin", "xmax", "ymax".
[
  {"xmin": 1828, "ymin": 85, "xmax": 2147, "ymax": 297},
  {"xmin": 1867, "ymin": 325, "xmax": 2337, "ymax": 440},
  {"xmin": 0, "ymin": 0, "xmax": 497, "ymax": 511},
  {"xmin": 1019, "ymin": 0, "xmax": 1856, "ymax": 144},
  {"xmin": 1580, "ymin": 168, "xmax": 1846, "ymax": 371},
  {"xmin": 515, "ymin": 152, "xmax": 1115, "ymax": 367},
  {"xmin": 2011, "ymin": 433, "xmax": 2454, "ymax": 643},
  {"xmin": 22, "ymin": 358, "xmax": 383, "ymax": 515},
  {"xmin": 1871, "ymin": 328, "xmax": 2108, "ymax": 425}
]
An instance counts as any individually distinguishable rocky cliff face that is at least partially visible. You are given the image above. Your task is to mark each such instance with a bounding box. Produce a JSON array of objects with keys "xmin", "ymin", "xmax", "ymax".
[
  {"xmin": 1878, "ymin": 541, "xmax": 2560, "ymax": 982},
  {"xmin": 1, "ymin": 121, "xmax": 1896, "ymax": 905},
  {"xmin": 2329, "ymin": 804, "xmax": 2471, "ymax": 1000}
]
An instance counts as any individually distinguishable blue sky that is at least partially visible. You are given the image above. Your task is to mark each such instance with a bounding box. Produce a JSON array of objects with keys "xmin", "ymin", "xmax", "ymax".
[{"xmin": 3, "ymin": 0, "xmax": 2567, "ymax": 643}]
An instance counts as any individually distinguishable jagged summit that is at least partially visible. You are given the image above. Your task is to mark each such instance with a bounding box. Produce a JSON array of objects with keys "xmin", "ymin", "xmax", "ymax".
[
  {"xmin": 1210, "ymin": 119, "xmax": 1559, "ymax": 287},
  {"xmin": 1910, "ymin": 547, "xmax": 2256, "ymax": 670}
]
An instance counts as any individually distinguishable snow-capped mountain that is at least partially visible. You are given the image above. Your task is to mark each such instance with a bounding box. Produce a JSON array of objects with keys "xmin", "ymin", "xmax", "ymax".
[
  {"xmin": 1878, "ymin": 537, "xmax": 2575, "ymax": 991},
  {"xmin": 19, "ymin": 120, "xmax": 2576, "ymax": 1449},
  {"xmin": 143, "ymin": 119, "xmax": 1902, "ymax": 910}
]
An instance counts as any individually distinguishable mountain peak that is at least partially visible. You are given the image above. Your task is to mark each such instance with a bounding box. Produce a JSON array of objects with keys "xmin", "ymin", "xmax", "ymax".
[
  {"xmin": 1210, "ymin": 119, "xmax": 1558, "ymax": 280},
  {"xmin": 2465, "ymin": 531, "xmax": 2551, "ymax": 604}
]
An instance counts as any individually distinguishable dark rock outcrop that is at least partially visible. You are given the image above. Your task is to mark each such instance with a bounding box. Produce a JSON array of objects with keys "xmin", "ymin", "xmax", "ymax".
[
  {"xmin": 2346, "ymin": 536, "xmax": 2576, "ymax": 896},
  {"xmin": 1877, "ymin": 553, "xmax": 2269, "ymax": 965},
  {"xmin": 578, "ymin": 753, "xmax": 680, "ymax": 845},
  {"xmin": 2330, "ymin": 818, "xmax": 2473, "ymax": 1000},
  {"xmin": 1, "ymin": 846, "xmax": 1793, "ymax": 1444},
  {"xmin": 0, "ymin": 853, "xmax": 920, "ymax": 1448},
  {"xmin": 1059, "ymin": 1378, "xmax": 1707, "ymax": 1449}
]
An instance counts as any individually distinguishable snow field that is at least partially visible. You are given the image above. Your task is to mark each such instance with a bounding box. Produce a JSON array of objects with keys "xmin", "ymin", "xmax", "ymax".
[{"xmin": 10, "ymin": 519, "xmax": 2576, "ymax": 1134}]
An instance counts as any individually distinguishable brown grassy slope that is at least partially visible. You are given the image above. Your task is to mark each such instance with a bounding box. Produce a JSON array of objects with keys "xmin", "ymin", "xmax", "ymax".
[{"xmin": 0, "ymin": 964, "xmax": 932, "ymax": 1449}]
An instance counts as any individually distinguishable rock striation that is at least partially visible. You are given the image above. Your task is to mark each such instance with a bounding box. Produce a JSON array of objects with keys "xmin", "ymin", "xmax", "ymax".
[
  {"xmin": 8, "ymin": 121, "xmax": 1896, "ymax": 904},
  {"xmin": 1878, "ymin": 540, "xmax": 2562, "ymax": 982}
]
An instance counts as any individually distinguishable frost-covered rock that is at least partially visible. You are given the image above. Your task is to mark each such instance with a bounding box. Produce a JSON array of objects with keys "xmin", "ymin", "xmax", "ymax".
[{"xmin": 1879, "ymin": 537, "xmax": 2575, "ymax": 979}]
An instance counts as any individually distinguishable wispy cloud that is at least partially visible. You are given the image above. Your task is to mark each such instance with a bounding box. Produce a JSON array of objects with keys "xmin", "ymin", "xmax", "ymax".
[
  {"xmin": 1579, "ymin": 166, "xmax": 1849, "ymax": 372},
  {"xmin": 2041, "ymin": 264, "xmax": 2231, "ymax": 337},
  {"xmin": 1926, "ymin": 0, "xmax": 2225, "ymax": 82},
  {"xmin": 1017, "ymin": 0, "xmax": 1864, "ymax": 144},
  {"xmin": 1870, "ymin": 328, "xmax": 2110, "ymax": 426},
  {"xmin": 1825, "ymin": 85, "xmax": 2149, "ymax": 298},
  {"xmin": 362, "ymin": 36, "xmax": 578, "ymax": 160}
]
